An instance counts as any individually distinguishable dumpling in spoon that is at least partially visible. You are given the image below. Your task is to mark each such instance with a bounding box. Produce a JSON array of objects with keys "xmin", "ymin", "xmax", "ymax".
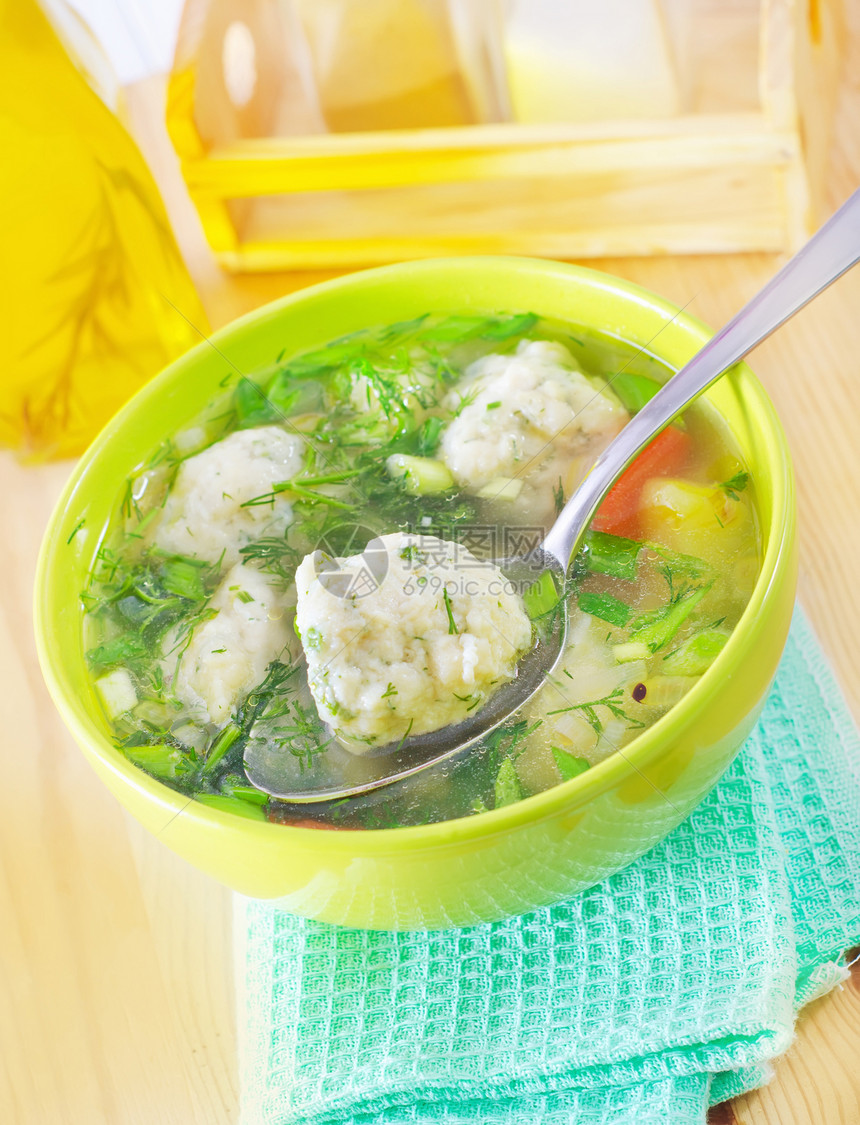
[{"xmin": 294, "ymin": 532, "xmax": 533, "ymax": 752}]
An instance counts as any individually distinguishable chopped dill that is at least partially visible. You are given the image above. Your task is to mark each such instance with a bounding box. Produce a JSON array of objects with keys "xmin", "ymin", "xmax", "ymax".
[
  {"xmin": 239, "ymin": 534, "xmax": 302, "ymax": 579},
  {"xmin": 67, "ymin": 518, "xmax": 86, "ymax": 544},
  {"xmin": 452, "ymin": 691, "xmax": 483, "ymax": 712},
  {"xmin": 719, "ymin": 471, "xmax": 749, "ymax": 501},
  {"xmin": 267, "ymin": 700, "xmax": 333, "ymax": 771},
  {"xmin": 546, "ymin": 683, "xmax": 646, "ymax": 735},
  {"xmin": 553, "ymin": 477, "xmax": 565, "ymax": 515},
  {"xmin": 442, "ymin": 587, "xmax": 458, "ymax": 634},
  {"xmin": 483, "ymin": 719, "xmax": 543, "ymax": 768}
]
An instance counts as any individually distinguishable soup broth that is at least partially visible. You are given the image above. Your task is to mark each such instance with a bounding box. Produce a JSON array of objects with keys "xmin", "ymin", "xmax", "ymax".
[{"xmin": 82, "ymin": 313, "xmax": 759, "ymax": 828}]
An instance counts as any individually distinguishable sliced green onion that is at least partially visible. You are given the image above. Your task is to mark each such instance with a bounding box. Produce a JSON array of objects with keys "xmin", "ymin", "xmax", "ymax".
[
  {"xmin": 95, "ymin": 669, "xmax": 137, "ymax": 718},
  {"xmin": 195, "ymin": 793, "xmax": 268, "ymax": 821},
  {"xmin": 416, "ymin": 416, "xmax": 445, "ymax": 456},
  {"xmin": 613, "ymin": 641, "xmax": 651, "ymax": 664},
  {"xmin": 630, "ymin": 581, "xmax": 713, "ymax": 653},
  {"xmin": 202, "ymin": 723, "xmax": 242, "ymax": 776},
  {"xmin": 610, "ymin": 372, "xmax": 662, "ymax": 414},
  {"xmin": 646, "ymin": 543, "xmax": 711, "ymax": 580},
  {"xmin": 264, "ymin": 383, "xmax": 299, "ymax": 417},
  {"xmin": 87, "ymin": 634, "xmax": 148, "ymax": 670},
  {"xmin": 523, "ymin": 570, "xmax": 560, "ymax": 620},
  {"xmin": 304, "ymin": 626, "xmax": 323, "ymax": 650},
  {"xmin": 583, "ymin": 530, "xmax": 641, "ymax": 580},
  {"xmin": 234, "ymin": 378, "xmax": 277, "ymax": 427},
  {"xmin": 221, "ymin": 783, "xmax": 269, "ymax": 806},
  {"xmin": 551, "ymin": 746, "xmax": 590, "ymax": 781},
  {"xmin": 377, "ymin": 313, "xmax": 429, "ymax": 344},
  {"xmin": 422, "ymin": 315, "xmax": 494, "ymax": 342},
  {"xmin": 386, "ymin": 454, "xmax": 454, "ymax": 495},
  {"xmin": 160, "ymin": 557, "xmax": 207, "ymax": 601},
  {"xmin": 124, "ymin": 743, "xmax": 190, "ymax": 781},
  {"xmin": 481, "ymin": 312, "xmax": 538, "ymax": 339},
  {"xmin": 494, "ymin": 758, "xmax": 523, "ymax": 808},
  {"xmin": 662, "ymin": 629, "xmax": 729, "ymax": 675},
  {"xmin": 126, "ymin": 506, "xmax": 160, "ymax": 540},
  {"xmin": 577, "ymin": 590, "xmax": 631, "ymax": 627}
]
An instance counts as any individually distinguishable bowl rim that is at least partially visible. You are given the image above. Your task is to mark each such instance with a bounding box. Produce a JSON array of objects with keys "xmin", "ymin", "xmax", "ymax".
[{"xmin": 35, "ymin": 256, "xmax": 795, "ymax": 854}]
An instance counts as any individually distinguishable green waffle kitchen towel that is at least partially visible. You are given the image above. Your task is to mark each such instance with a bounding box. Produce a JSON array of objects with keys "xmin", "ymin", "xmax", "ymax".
[{"xmin": 236, "ymin": 608, "xmax": 860, "ymax": 1125}]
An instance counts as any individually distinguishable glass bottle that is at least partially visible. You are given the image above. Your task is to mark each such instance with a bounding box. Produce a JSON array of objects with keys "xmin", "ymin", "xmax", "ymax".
[{"xmin": 0, "ymin": 0, "xmax": 208, "ymax": 459}]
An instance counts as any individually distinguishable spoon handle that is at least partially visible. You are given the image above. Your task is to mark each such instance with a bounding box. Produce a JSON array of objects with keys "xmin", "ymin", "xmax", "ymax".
[{"xmin": 542, "ymin": 186, "xmax": 860, "ymax": 571}]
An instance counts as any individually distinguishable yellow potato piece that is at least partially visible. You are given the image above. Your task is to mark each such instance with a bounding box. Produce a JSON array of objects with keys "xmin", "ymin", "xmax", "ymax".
[{"xmin": 639, "ymin": 477, "xmax": 752, "ymax": 569}]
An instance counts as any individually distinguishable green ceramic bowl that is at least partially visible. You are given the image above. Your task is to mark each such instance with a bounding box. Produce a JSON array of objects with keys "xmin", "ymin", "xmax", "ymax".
[{"xmin": 35, "ymin": 258, "xmax": 797, "ymax": 930}]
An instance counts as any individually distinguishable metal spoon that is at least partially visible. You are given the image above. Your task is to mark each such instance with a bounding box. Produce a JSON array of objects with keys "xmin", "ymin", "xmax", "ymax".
[{"xmin": 246, "ymin": 187, "xmax": 860, "ymax": 804}]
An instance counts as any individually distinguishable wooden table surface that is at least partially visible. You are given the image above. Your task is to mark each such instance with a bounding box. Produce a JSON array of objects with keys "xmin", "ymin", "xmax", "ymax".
[{"xmin": 3, "ymin": 53, "xmax": 860, "ymax": 1125}]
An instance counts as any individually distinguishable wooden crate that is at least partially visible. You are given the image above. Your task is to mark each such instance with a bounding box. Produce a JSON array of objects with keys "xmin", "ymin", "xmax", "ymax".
[{"xmin": 166, "ymin": 0, "xmax": 844, "ymax": 271}]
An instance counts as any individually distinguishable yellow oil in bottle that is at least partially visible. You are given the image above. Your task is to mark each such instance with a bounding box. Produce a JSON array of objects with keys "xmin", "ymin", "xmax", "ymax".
[{"xmin": 0, "ymin": 0, "xmax": 208, "ymax": 459}]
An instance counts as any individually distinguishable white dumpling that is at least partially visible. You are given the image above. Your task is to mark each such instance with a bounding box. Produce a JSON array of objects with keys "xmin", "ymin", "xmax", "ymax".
[
  {"xmin": 154, "ymin": 426, "xmax": 305, "ymax": 565},
  {"xmin": 170, "ymin": 564, "xmax": 292, "ymax": 725},
  {"xmin": 440, "ymin": 340, "xmax": 627, "ymax": 516},
  {"xmin": 294, "ymin": 532, "xmax": 533, "ymax": 752}
]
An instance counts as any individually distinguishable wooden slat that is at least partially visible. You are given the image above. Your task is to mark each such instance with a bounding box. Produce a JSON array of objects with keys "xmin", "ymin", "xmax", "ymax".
[
  {"xmin": 221, "ymin": 223, "xmax": 788, "ymax": 270},
  {"xmin": 198, "ymin": 111, "xmax": 783, "ymax": 156},
  {"xmin": 216, "ymin": 160, "xmax": 790, "ymax": 267},
  {"xmin": 181, "ymin": 120, "xmax": 795, "ymax": 196}
]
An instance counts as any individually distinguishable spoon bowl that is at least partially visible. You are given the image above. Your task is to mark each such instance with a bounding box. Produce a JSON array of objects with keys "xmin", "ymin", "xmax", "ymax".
[{"xmin": 245, "ymin": 552, "xmax": 569, "ymax": 802}]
